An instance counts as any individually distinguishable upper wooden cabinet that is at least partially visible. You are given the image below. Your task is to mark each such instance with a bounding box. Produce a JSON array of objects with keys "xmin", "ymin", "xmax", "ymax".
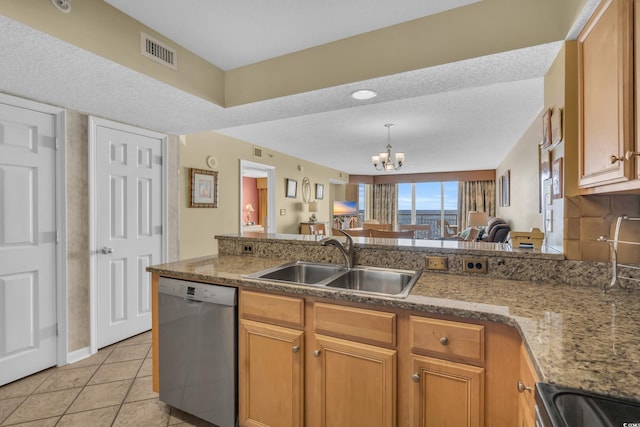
[{"xmin": 578, "ymin": 0, "xmax": 639, "ymax": 192}]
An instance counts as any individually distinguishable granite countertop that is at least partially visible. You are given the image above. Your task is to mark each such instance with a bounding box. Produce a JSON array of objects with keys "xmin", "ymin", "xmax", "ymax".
[{"xmin": 148, "ymin": 254, "xmax": 640, "ymax": 402}]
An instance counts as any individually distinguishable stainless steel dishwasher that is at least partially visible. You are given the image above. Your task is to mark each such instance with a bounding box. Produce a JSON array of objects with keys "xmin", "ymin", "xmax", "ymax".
[{"xmin": 158, "ymin": 277, "xmax": 237, "ymax": 427}]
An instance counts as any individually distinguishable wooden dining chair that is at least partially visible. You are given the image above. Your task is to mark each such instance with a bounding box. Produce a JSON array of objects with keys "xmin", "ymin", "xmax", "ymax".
[
  {"xmin": 342, "ymin": 228, "xmax": 372, "ymax": 237},
  {"xmin": 436, "ymin": 220, "xmax": 457, "ymax": 238},
  {"xmin": 369, "ymin": 229, "xmax": 415, "ymax": 238},
  {"xmin": 363, "ymin": 223, "xmax": 392, "ymax": 231}
]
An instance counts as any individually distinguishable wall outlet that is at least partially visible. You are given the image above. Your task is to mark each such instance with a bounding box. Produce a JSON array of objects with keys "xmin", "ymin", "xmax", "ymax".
[
  {"xmin": 426, "ymin": 256, "xmax": 448, "ymax": 270},
  {"xmin": 242, "ymin": 244, "xmax": 254, "ymax": 254},
  {"xmin": 462, "ymin": 257, "xmax": 487, "ymax": 273}
]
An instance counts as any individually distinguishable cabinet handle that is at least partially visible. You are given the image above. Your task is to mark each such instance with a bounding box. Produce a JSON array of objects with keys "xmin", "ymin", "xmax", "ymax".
[
  {"xmin": 439, "ymin": 336, "xmax": 449, "ymax": 346},
  {"xmin": 313, "ymin": 349, "xmax": 321, "ymax": 357},
  {"xmin": 610, "ymin": 151, "xmax": 639, "ymax": 164},
  {"xmin": 292, "ymin": 345, "xmax": 299, "ymax": 353},
  {"xmin": 517, "ymin": 380, "xmax": 532, "ymax": 393},
  {"xmin": 412, "ymin": 373, "xmax": 420, "ymax": 383}
]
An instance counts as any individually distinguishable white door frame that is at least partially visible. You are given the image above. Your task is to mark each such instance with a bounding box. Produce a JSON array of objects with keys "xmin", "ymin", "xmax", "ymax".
[
  {"xmin": 88, "ymin": 117, "xmax": 168, "ymax": 354},
  {"xmin": 240, "ymin": 160, "xmax": 276, "ymax": 233},
  {"xmin": 0, "ymin": 93, "xmax": 68, "ymax": 366}
]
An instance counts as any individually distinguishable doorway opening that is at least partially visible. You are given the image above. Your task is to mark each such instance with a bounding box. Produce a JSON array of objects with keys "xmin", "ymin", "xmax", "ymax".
[{"xmin": 240, "ymin": 160, "xmax": 275, "ymax": 233}]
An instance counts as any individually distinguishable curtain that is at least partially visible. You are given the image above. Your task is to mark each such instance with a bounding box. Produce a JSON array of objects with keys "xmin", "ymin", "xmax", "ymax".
[
  {"xmin": 256, "ymin": 178, "xmax": 268, "ymax": 227},
  {"xmin": 371, "ymin": 184, "xmax": 398, "ymax": 228},
  {"xmin": 457, "ymin": 180, "xmax": 496, "ymax": 229}
]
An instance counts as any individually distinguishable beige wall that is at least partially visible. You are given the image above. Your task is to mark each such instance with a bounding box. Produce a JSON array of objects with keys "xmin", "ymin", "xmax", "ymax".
[
  {"xmin": 495, "ymin": 113, "xmax": 544, "ymax": 232},
  {"xmin": 179, "ymin": 132, "xmax": 346, "ymax": 259}
]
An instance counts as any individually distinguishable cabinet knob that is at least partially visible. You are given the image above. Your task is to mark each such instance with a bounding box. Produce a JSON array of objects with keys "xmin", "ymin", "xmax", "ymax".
[
  {"xmin": 517, "ymin": 380, "xmax": 532, "ymax": 393},
  {"xmin": 412, "ymin": 373, "xmax": 420, "ymax": 383},
  {"xmin": 609, "ymin": 151, "xmax": 639, "ymax": 164},
  {"xmin": 313, "ymin": 349, "xmax": 321, "ymax": 357},
  {"xmin": 292, "ymin": 345, "xmax": 299, "ymax": 353},
  {"xmin": 439, "ymin": 336, "xmax": 449, "ymax": 346}
]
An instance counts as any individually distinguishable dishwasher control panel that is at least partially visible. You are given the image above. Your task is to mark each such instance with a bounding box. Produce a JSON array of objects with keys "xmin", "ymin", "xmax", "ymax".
[{"xmin": 158, "ymin": 277, "xmax": 236, "ymax": 306}]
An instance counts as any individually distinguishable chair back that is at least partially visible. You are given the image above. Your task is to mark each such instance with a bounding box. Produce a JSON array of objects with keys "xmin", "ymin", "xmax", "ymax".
[
  {"xmin": 369, "ymin": 229, "xmax": 415, "ymax": 238},
  {"xmin": 363, "ymin": 223, "xmax": 392, "ymax": 231},
  {"xmin": 342, "ymin": 228, "xmax": 372, "ymax": 237},
  {"xmin": 436, "ymin": 220, "xmax": 457, "ymax": 237},
  {"xmin": 308, "ymin": 223, "xmax": 326, "ymax": 235},
  {"xmin": 399, "ymin": 224, "xmax": 431, "ymax": 239}
]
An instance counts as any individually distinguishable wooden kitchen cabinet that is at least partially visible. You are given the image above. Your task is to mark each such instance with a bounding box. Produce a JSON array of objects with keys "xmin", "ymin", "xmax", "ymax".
[
  {"xmin": 407, "ymin": 315, "xmax": 485, "ymax": 427},
  {"xmin": 239, "ymin": 290, "xmax": 305, "ymax": 427},
  {"xmin": 312, "ymin": 334, "xmax": 396, "ymax": 427},
  {"xmin": 516, "ymin": 344, "xmax": 539, "ymax": 427},
  {"xmin": 239, "ymin": 319, "xmax": 304, "ymax": 427},
  {"xmin": 310, "ymin": 302, "xmax": 397, "ymax": 427},
  {"xmin": 409, "ymin": 354, "xmax": 484, "ymax": 427},
  {"xmin": 578, "ymin": 0, "xmax": 639, "ymax": 192}
]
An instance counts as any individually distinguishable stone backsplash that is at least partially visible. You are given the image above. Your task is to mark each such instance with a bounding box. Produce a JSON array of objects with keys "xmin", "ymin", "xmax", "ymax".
[{"xmin": 216, "ymin": 234, "xmax": 637, "ymax": 289}]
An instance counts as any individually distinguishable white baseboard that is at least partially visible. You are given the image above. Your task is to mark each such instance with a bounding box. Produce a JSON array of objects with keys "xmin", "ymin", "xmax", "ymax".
[{"xmin": 64, "ymin": 346, "xmax": 93, "ymax": 366}]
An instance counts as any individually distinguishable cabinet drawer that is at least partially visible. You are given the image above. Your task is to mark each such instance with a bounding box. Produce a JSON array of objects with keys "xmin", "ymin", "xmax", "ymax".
[
  {"xmin": 410, "ymin": 316, "xmax": 484, "ymax": 363},
  {"xmin": 240, "ymin": 290, "xmax": 304, "ymax": 328},
  {"xmin": 314, "ymin": 303, "xmax": 396, "ymax": 346}
]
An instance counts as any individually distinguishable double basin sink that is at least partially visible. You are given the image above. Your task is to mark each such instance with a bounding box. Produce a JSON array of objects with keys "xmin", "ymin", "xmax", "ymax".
[{"xmin": 245, "ymin": 261, "xmax": 421, "ymax": 298}]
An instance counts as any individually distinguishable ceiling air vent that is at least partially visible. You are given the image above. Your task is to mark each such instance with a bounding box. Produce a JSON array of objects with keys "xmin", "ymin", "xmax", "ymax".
[
  {"xmin": 253, "ymin": 146, "xmax": 263, "ymax": 158},
  {"xmin": 141, "ymin": 32, "xmax": 177, "ymax": 70}
]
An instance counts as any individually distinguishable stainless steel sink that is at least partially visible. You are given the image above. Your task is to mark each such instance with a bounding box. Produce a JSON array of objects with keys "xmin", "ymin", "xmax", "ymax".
[
  {"xmin": 245, "ymin": 261, "xmax": 347, "ymax": 284},
  {"xmin": 325, "ymin": 267, "xmax": 419, "ymax": 298},
  {"xmin": 244, "ymin": 261, "xmax": 421, "ymax": 298}
]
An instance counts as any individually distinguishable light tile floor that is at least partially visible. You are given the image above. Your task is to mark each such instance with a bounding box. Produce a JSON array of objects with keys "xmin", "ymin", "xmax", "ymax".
[{"xmin": 0, "ymin": 331, "xmax": 217, "ymax": 426}]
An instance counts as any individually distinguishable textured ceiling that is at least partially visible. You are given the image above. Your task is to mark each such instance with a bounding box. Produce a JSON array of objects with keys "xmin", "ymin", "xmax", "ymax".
[
  {"xmin": 104, "ymin": 0, "xmax": 482, "ymax": 70},
  {"xmin": 0, "ymin": 0, "xmax": 600, "ymax": 176}
]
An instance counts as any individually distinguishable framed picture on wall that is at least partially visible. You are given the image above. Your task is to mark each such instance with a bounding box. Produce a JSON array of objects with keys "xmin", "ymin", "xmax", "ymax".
[
  {"xmin": 541, "ymin": 108, "xmax": 552, "ymax": 149},
  {"xmin": 286, "ymin": 178, "xmax": 297, "ymax": 198},
  {"xmin": 502, "ymin": 170, "xmax": 511, "ymax": 207},
  {"xmin": 189, "ymin": 168, "xmax": 218, "ymax": 208},
  {"xmin": 315, "ymin": 184, "xmax": 324, "ymax": 200},
  {"xmin": 551, "ymin": 107, "xmax": 562, "ymax": 145},
  {"xmin": 552, "ymin": 157, "xmax": 563, "ymax": 199}
]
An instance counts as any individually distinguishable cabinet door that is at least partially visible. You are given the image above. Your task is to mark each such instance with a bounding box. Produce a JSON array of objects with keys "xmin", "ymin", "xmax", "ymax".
[
  {"xmin": 313, "ymin": 334, "xmax": 396, "ymax": 427},
  {"xmin": 578, "ymin": 0, "xmax": 634, "ymax": 188},
  {"xmin": 239, "ymin": 319, "xmax": 304, "ymax": 427},
  {"xmin": 516, "ymin": 345, "xmax": 538, "ymax": 427},
  {"xmin": 410, "ymin": 354, "xmax": 484, "ymax": 427}
]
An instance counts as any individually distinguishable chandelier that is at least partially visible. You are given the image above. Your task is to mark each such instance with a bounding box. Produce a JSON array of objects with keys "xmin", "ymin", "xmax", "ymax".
[{"xmin": 372, "ymin": 124, "xmax": 404, "ymax": 171}]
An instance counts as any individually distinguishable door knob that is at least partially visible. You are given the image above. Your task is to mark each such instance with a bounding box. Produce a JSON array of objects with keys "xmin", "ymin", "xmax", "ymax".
[
  {"xmin": 292, "ymin": 345, "xmax": 300, "ymax": 353},
  {"xmin": 101, "ymin": 246, "xmax": 114, "ymax": 254},
  {"xmin": 313, "ymin": 349, "xmax": 321, "ymax": 357},
  {"xmin": 412, "ymin": 373, "xmax": 420, "ymax": 383}
]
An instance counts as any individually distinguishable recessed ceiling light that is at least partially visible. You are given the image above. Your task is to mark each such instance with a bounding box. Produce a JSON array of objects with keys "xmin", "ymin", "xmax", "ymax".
[{"xmin": 350, "ymin": 89, "xmax": 377, "ymax": 100}]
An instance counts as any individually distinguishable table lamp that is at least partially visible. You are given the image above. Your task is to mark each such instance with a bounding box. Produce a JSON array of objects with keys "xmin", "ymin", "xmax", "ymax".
[
  {"xmin": 468, "ymin": 211, "xmax": 488, "ymax": 228},
  {"xmin": 308, "ymin": 201, "xmax": 319, "ymax": 222},
  {"xmin": 245, "ymin": 203, "xmax": 255, "ymax": 224}
]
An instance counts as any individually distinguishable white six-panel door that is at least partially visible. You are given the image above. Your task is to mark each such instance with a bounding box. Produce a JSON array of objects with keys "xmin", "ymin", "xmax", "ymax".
[
  {"xmin": 91, "ymin": 118, "xmax": 165, "ymax": 349},
  {"xmin": 0, "ymin": 101, "xmax": 58, "ymax": 386}
]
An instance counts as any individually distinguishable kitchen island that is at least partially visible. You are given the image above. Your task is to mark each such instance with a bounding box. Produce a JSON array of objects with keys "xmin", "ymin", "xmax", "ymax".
[{"xmin": 148, "ymin": 234, "xmax": 640, "ymax": 426}]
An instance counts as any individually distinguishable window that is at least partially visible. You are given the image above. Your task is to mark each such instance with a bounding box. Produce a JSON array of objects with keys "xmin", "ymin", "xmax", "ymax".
[{"xmin": 398, "ymin": 182, "xmax": 459, "ymax": 238}]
